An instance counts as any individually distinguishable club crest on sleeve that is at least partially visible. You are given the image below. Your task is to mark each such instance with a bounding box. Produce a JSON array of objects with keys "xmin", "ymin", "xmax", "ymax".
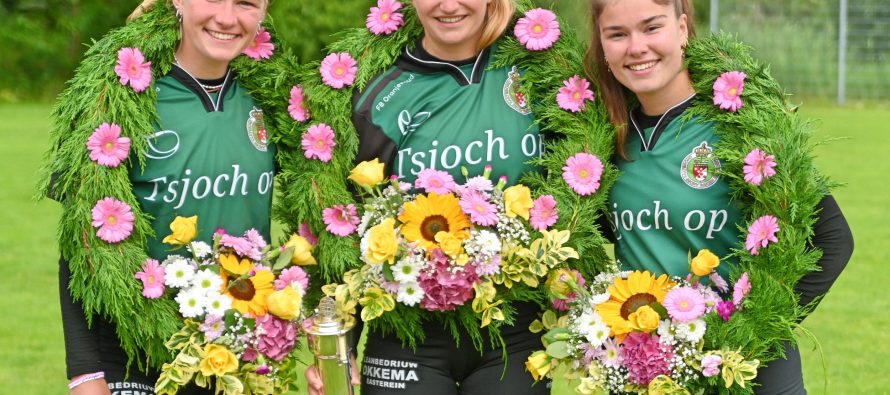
[
  {"xmin": 246, "ymin": 107, "xmax": 268, "ymax": 151},
  {"xmin": 503, "ymin": 66, "xmax": 531, "ymax": 115},
  {"xmin": 681, "ymin": 141, "xmax": 720, "ymax": 189}
]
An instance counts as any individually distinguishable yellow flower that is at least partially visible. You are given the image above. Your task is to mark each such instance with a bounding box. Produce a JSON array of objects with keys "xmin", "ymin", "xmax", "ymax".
[
  {"xmin": 366, "ymin": 218, "xmax": 399, "ymax": 264},
  {"xmin": 349, "ymin": 159, "xmax": 385, "ymax": 187},
  {"xmin": 434, "ymin": 231, "xmax": 464, "ymax": 258},
  {"xmin": 545, "ymin": 268, "xmax": 576, "ymax": 296},
  {"xmin": 399, "ymin": 193, "xmax": 469, "ymax": 251},
  {"xmin": 627, "ymin": 305, "xmax": 660, "ymax": 333},
  {"xmin": 284, "ymin": 234, "xmax": 317, "ymax": 266},
  {"xmin": 219, "ymin": 253, "xmax": 253, "ymax": 276},
  {"xmin": 267, "ymin": 286, "xmax": 303, "ymax": 320},
  {"xmin": 691, "ymin": 249, "xmax": 720, "ymax": 276},
  {"xmin": 162, "ymin": 215, "xmax": 197, "ymax": 246},
  {"xmin": 503, "ymin": 185, "xmax": 534, "ymax": 220},
  {"xmin": 595, "ymin": 271, "xmax": 674, "ymax": 342},
  {"xmin": 525, "ymin": 350, "xmax": 552, "ymax": 381},
  {"xmin": 199, "ymin": 344, "xmax": 238, "ymax": 376},
  {"xmin": 224, "ymin": 269, "xmax": 274, "ymax": 316}
]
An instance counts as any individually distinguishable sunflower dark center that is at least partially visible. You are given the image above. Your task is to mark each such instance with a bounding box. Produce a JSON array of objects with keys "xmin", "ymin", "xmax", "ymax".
[
  {"xmin": 620, "ymin": 293, "xmax": 657, "ymax": 319},
  {"xmin": 420, "ymin": 215, "xmax": 449, "ymax": 241},
  {"xmin": 229, "ymin": 278, "xmax": 256, "ymax": 301}
]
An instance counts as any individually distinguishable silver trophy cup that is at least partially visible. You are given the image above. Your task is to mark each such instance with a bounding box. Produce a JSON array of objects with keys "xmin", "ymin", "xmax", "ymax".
[{"xmin": 303, "ymin": 297, "xmax": 357, "ymax": 395}]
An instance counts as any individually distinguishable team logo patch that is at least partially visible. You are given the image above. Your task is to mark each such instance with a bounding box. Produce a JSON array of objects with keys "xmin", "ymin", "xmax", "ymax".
[
  {"xmin": 503, "ymin": 66, "xmax": 531, "ymax": 115},
  {"xmin": 246, "ymin": 106, "xmax": 268, "ymax": 151},
  {"xmin": 680, "ymin": 141, "xmax": 721, "ymax": 189}
]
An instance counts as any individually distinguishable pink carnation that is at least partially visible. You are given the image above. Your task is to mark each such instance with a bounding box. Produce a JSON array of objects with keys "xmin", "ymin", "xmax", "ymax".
[
  {"xmin": 288, "ymin": 85, "xmax": 310, "ymax": 122},
  {"xmin": 322, "ymin": 204, "xmax": 360, "ymax": 236},
  {"xmin": 530, "ymin": 195, "xmax": 559, "ymax": 231},
  {"xmin": 459, "ymin": 192, "xmax": 498, "ymax": 226},
  {"xmin": 514, "ymin": 8, "xmax": 561, "ymax": 51},
  {"xmin": 745, "ymin": 214, "xmax": 780, "ymax": 255},
  {"xmin": 415, "ymin": 168, "xmax": 456, "ymax": 194},
  {"xmin": 743, "ymin": 148, "xmax": 777, "ymax": 186},
  {"xmin": 708, "ymin": 272, "xmax": 729, "ymax": 292},
  {"xmin": 242, "ymin": 28, "xmax": 275, "ymax": 60},
  {"xmin": 220, "ymin": 234, "xmax": 262, "ymax": 260},
  {"xmin": 114, "ymin": 47, "xmax": 152, "ymax": 92},
  {"xmin": 135, "ymin": 258, "xmax": 165, "ymax": 298},
  {"xmin": 298, "ymin": 222, "xmax": 318, "ymax": 246},
  {"xmin": 245, "ymin": 228, "xmax": 267, "ymax": 250},
  {"xmin": 713, "ymin": 71, "xmax": 746, "ymax": 112},
  {"xmin": 274, "ymin": 266, "xmax": 310, "ymax": 292},
  {"xmin": 418, "ymin": 249, "xmax": 478, "ymax": 311},
  {"xmin": 663, "ymin": 286, "xmax": 706, "ymax": 322},
  {"xmin": 86, "ymin": 122, "xmax": 131, "ymax": 168},
  {"xmin": 621, "ymin": 332, "xmax": 674, "ymax": 387},
  {"xmin": 91, "ymin": 197, "xmax": 135, "ymax": 243},
  {"xmin": 301, "ymin": 123, "xmax": 336, "ymax": 162},
  {"xmin": 716, "ymin": 300, "xmax": 735, "ymax": 321},
  {"xmin": 366, "ymin": 0, "xmax": 404, "ymax": 35},
  {"xmin": 701, "ymin": 354, "xmax": 723, "ymax": 377},
  {"xmin": 732, "ymin": 272, "xmax": 752, "ymax": 308},
  {"xmin": 556, "ymin": 75, "xmax": 595, "ymax": 112},
  {"xmin": 320, "ymin": 53, "xmax": 357, "ymax": 89},
  {"xmin": 562, "ymin": 152, "xmax": 604, "ymax": 195},
  {"xmin": 255, "ymin": 315, "xmax": 298, "ymax": 361}
]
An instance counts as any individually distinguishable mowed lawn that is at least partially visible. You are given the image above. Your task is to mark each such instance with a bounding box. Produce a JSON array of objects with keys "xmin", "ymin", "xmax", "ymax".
[{"xmin": 1, "ymin": 102, "xmax": 887, "ymax": 394}]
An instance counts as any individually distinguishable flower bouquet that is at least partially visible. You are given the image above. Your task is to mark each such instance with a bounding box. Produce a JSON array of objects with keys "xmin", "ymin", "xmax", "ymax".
[
  {"xmin": 527, "ymin": 250, "xmax": 760, "ymax": 394},
  {"xmin": 146, "ymin": 216, "xmax": 316, "ymax": 395}
]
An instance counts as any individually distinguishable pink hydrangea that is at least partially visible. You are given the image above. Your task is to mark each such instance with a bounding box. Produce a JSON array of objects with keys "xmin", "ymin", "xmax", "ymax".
[
  {"xmin": 530, "ymin": 194, "xmax": 559, "ymax": 231},
  {"xmin": 514, "ymin": 8, "xmax": 561, "ymax": 51},
  {"xmin": 274, "ymin": 266, "xmax": 310, "ymax": 292},
  {"xmin": 86, "ymin": 122, "xmax": 131, "ymax": 168},
  {"xmin": 733, "ymin": 272, "xmax": 752, "ymax": 308},
  {"xmin": 91, "ymin": 197, "xmax": 135, "ymax": 243},
  {"xmin": 298, "ymin": 222, "xmax": 318, "ymax": 246},
  {"xmin": 418, "ymin": 249, "xmax": 479, "ymax": 311},
  {"xmin": 663, "ymin": 286, "xmax": 706, "ymax": 322},
  {"xmin": 243, "ymin": 28, "xmax": 275, "ymax": 60},
  {"xmin": 713, "ymin": 71, "xmax": 746, "ymax": 112},
  {"xmin": 745, "ymin": 215, "xmax": 780, "ymax": 255},
  {"xmin": 716, "ymin": 300, "xmax": 735, "ymax": 321},
  {"xmin": 701, "ymin": 354, "xmax": 723, "ymax": 377},
  {"xmin": 114, "ymin": 47, "xmax": 152, "ymax": 92},
  {"xmin": 621, "ymin": 332, "xmax": 674, "ymax": 386},
  {"xmin": 288, "ymin": 85, "xmax": 310, "ymax": 122},
  {"xmin": 255, "ymin": 315, "xmax": 297, "ymax": 361},
  {"xmin": 562, "ymin": 152, "xmax": 604, "ymax": 195},
  {"xmin": 556, "ymin": 75, "xmax": 595, "ymax": 112},
  {"xmin": 366, "ymin": 0, "xmax": 404, "ymax": 35},
  {"xmin": 743, "ymin": 148, "xmax": 777, "ymax": 186},
  {"xmin": 135, "ymin": 258, "xmax": 165, "ymax": 298},
  {"xmin": 320, "ymin": 53, "xmax": 357, "ymax": 89},
  {"xmin": 301, "ymin": 123, "xmax": 336, "ymax": 162},
  {"xmin": 459, "ymin": 192, "xmax": 498, "ymax": 226},
  {"xmin": 322, "ymin": 204, "xmax": 360, "ymax": 236},
  {"xmin": 551, "ymin": 270, "xmax": 585, "ymax": 311},
  {"xmin": 415, "ymin": 168, "xmax": 456, "ymax": 194}
]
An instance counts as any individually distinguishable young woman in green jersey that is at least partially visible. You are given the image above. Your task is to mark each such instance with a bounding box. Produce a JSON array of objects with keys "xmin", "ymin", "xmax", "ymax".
[{"xmin": 587, "ymin": 0, "xmax": 853, "ymax": 393}]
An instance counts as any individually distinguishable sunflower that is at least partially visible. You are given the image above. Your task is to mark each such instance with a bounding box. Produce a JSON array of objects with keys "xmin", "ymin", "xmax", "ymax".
[
  {"xmin": 222, "ymin": 268, "xmax": 274, "ymax": 317},
  {"xmin": 219, "ymin": 252, "xmax": 253, "ymax": 276},
  {"xmin": 595, "ymin": 271, "xmax": 675, "ymax": 342},
  {"xmin": 399, "ymin": 193, "xmax": 470, "ymax": 251}
]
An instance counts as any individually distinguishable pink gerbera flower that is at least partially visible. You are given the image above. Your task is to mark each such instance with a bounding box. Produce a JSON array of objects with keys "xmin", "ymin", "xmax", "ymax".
[
  {"xmin": 530, "ymin": 195, "xmax": 559, "ymax": 230},
  {"xmin": 243, "ymin": 28, "xmax": 275, "ymax": 60},
  {"xmin": 320, "ymin": 53, "xmax": 357, "ymax": 89},
  {"xmin": 713, "ymin": 71, "xmax": 746, "ymax": 112},
  {"xmin": 91, "ymin": 197, "xmax": 135, "ymax": 243},
  {"xmin": 301, "ymin": 123, "xmax": 336, "ymax": 162},
  {"xmin": 663, "ymin": 286, "xmax": 706, "ymax": 322},
  {"xmin": 322, "ymin": 204, "xmax": 360, "ymax": 236},
  {"xmin": 274, "ymin": 266, "xmax": 310, "ymax": 292},
  {"xmin": 86, "ymin": 122, "xmax": 130, "ymax": 168},
  {"xmin": 514, "ymin": 8, "xmax": 561, "ymax": 51},
  {"xmin": 415, "ymin": 168, "xmax": 456, "ymax": 194},
  {"xmin": 743, "ymin": 148, "xmax": 777, "ymax": 186},
  {"xmin": 562, "ymin": 153, "xmax": 604, "ymax": 195},
  {"xmin": 556, "ymin": 75, "xmax": 595, "ymax": 112},
  {"xmin": 114, "ymin": 47, "xmax": 152, "ymax": 92},
  {"xmin": 135, "ymin": 258, "xmax": 166, "ymax": 298},
  {"xmin": 366, "ymin": 0, "xmax": 404, "ymax": 35},
  {"xmin": 733, "ymin": 272, "xmax": 752, "ymax": 307},
  {"xmin": 288, "ymin": 85, "xmax": 310, "ymax": 122},
  {"xmin": 459, "ymin": 192, "xmax": 498, "ymax": 226},
  {"xmin": 298, "ymin": 222, "xmax": 318, "ymax": 246},
  {"xmin": 745, "ymin": 215, "xmax": 780, "ymax": 255}
]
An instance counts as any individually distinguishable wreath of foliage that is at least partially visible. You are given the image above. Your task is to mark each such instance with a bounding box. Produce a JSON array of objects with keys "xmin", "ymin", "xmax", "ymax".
[{"xmin": 36, "ymin": 1, "xmax": 302, "ymax": 370}]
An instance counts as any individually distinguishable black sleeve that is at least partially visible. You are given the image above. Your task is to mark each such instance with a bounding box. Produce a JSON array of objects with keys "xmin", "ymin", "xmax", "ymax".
[
  {"xmin": 795, "ymin": 194, "xmax": 854, "ymax": 309},
  {"xmin": 352, "ymin": 94, "xmax": 398, "ymax": 170},
  {"xmin": 59, "ymin": 257, "xmax": 103, "ymax": 379}
]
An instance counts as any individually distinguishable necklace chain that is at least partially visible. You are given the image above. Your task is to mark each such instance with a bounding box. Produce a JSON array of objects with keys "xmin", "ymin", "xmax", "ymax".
[{"xmin": 174, "ymin": 55, "xmax": 226, "ymax": 92}]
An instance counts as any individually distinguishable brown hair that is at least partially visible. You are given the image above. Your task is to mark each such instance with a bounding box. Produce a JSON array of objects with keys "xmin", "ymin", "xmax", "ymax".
[
  {"xmin": 477, "ymin": 0, "xmax": 516, "ymax": 52},
  {"xmin": 584, "ymin": 0, "xmax": 695, "ymax": 159}
]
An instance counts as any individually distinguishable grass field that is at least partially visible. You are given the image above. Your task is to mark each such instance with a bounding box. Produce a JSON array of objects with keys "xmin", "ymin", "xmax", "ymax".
[{"xmin": 1, "ymin": 102, "xmax": 888, "ymax": 394}]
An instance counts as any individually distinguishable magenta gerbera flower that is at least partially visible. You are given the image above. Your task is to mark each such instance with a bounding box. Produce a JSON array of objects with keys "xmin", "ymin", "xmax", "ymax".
[
  {"xmin": 320, "ymin": 53, "xmax": 357, "ymax": 89},
  {"xmin": 415, "ymin": 168, "xmax": 456, "ymax": 194},
  {"xmin": 514, "ymin": 8, "xmax": 561, "ymax": 51},
  {"xmin": 459, "ymin": 192, "xmax": 498, "ymax": 226},
  {"xmin": 663, "ymin": 286, "xmax": 706, "ymax": 322},
  {"xmin": 556, "ymin": 75, "xmax": 595, "ymax": 112},
  {"xmin": 91, "ymin": 197, "xmax": 135, "ymax": 243},
  {"xmin": 733, "ymin": 272, "xmax": 752, "ymax": 307},
  {"xmin": 243, "ymin": 28, "xmax": 275, "ymax": 60},
  {"xmin": 745, "ymin": 214, "xmax": 780, "ymax": 255},
  {"xmin": 301, "ymin": 123, "xmax": 336, "ymax": 162},
  {"xmin": 86, "ymin": 122, "xmax": 130, "ymax": 168},
  {"xmin": 366, "ymin": 0, "xmax": 404, "ymax": 35},
  {"xmin": 288, "ymin": 85, "xmax": 310, "ymax": 122},
  {"xmin": 114, "ymin": 47, "xmax": 152, "ymax": 92},
  {"xmin": 713, "ymin": 70, "xmax": 746, "ymax": 112},
  {"xmin": 743, "ymin": 148, "xmax": 777, "ymax": 186},
  {"xmin": 530, "ymin": 195, "xmax": 558, "ymax": 230},
  {"xmin": 135, "ymin": 258, "xmax": 166, "ymax": 298},
  {"xmin": 562, "ymin": 152, "xmax": 604, "ymax": 195},
  {"xmin": 322, "ymin": 204, "xmax": 360, "ymax": 236}
]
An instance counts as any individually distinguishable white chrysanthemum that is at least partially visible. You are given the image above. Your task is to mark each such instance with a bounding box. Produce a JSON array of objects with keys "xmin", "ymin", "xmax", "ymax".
[
  {"xmin": 657, "ymin": 320, "xmax": 676, "ymax": 345},
  {"xmin": 205, "ymin": 292, "xmax": 233, "ymax": 317},
  {"xmin": 396, "ymin": 282, "xmax": 425, "ymax": 306},
  {"xmin": 192, "ymin": 269, "xmax": 223, "ymax": 295},
  {"xmin": 187, "ymin": 241, "xmax": 213, "ymax": 259},
  {"xmin": 175, "ymin": 287, "xmax": 207, "ymax": 318},
  {"xmin": 392, "ymin": 255, "xmax": 423, "ymax": 283},
  {"xmin": 164, "ymin": 256, "xmax": 195, "ymax": 288},
  {"xmin": 577, "ymin": 311, "xmax": 610, "ymax": 347},
  {"xmin": 675, "ymin": 318, "xmax": 707, "ymax": 342},
  {"xmin": 468, "ymin": 229, "xmax": 502, "ymax": 256}
]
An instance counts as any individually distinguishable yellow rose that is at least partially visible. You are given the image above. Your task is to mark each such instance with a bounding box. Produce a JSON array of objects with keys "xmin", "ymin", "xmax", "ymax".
[
  {"xmin": 434, "ymin": 231, "xmax": 464, "ymax": 258},
  {"xmin": 349, "ymin": 159, "xmax": 386, "ymax": 188},
  {"xmin": 366, "ymin": 218, "xmax": 398, "ymax": 264},
  {"xmin": 199, "ymin": 344, "xmax": 238, "ymax": 377},
  {"xmin": 267, "ymin": 286, "xmax": 303, "ymax": 320},
  {"xmin": 162, "ymin": 215, "xmax": 197, "ymax": 246},
  {"xmin": 628, "ymin": 305, "xmax": 661, "ymax": 333},
  {"xmin": 690, "ymin": 249, "xmax": 720, "ymax": 276},
  {"xmin": 503, "ymin": 185, "xmax": 533, "ymax": 220},
  {"xmin": 284, "ymin": 234, "xmax": 317, "ymax": 266},
  {"xmin": 545, "ymin": 268, "xmax": 575, "ymax": 296},
  {"xmin": 525, "ymin": 350, "xmax": 552, "ymax": 381}
]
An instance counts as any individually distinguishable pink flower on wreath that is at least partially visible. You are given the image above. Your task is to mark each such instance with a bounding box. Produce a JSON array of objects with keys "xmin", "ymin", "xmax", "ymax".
[
  {"xmin": 556, "ymin": 75, "xmax": 595, "ymax": 113},
  {"xmin": 621, "ymin": 331, "xmax": 674, "ymax": 387},
  {"xmin": 415, "ymin": 168, "xmax": 456, "ymax": 194},
  {"xmin": 418, "ymin": 249, "xmax": 479, "ymax": 311},
  {"xmin": 243, "ymin": 28, "xmax": 275, "ymax": 60},
  {"xmin": 114, "ymin": 47, "xmax": 152, "ymax": 92},
  {"xmin": 274, "ymin": 266, "xmax": 310, "ymax": 292},
  {"xmin": 530, "ymin": 194, "xmax": 559, "ymax": 231},
  {"xmin": 733, "ymin": 272, "xmax": 752, "ymax": 308},
  {"xmin": 135, "ymin": 258, "xmax": 165, "ymax": 298},
  {"xmin": 301, "ymin": 123, "xmax": 336, "ymax": 162},
  {"xmin": 220, "ymin": 234, "xmax": 262, "ymax": 260},
  {"xmin": 91, "ymin": 197, "xmax": 135, "ymax": 243},
  {"xmin": 743, "ymin": 148, "xmax": 777, "ymax": 186},
  {"xmin": 713, "ymin": 71, "xmax": 746, "ymax": 112},
  {"xmin": 320, "ymin": 53, "xmax": 357, "ymax": 89},
  {"xmin": 288, "ymin": 85, "xmax": 310, "ymax": 122},
  {"xmin": 366, "ymin": 0, "xmax": 404, "ymax": 35},
  {"xmin": 663, "ymin": 286, "xmax": 706, "ymax": 322},
  {"xmin": 245, "ymin": 228, "xmax": 267, "ymax": 250},
  {"xmin": 86, "ymin": 122, "xmax": 131, "ymax": 168},
  {"xmin": 562, "ymin": 152, "xmax": 604, "ymax": 195},
  {"xmin": 460, "ymin": 192, "xmax": 498, "ymax": 226},
  {"xmin": 323, "ymin": 204, "xmax": 360, "ymax": 236},
  {"xmin": 298, "ymin": 222, "xmax": 318, "ymax": 246},
  {"xmin": 255, "ymin": 314, "xmax": 298, "ymax": 361},
  {"xmin": 701, "ymin": 354, "xmax": 723, "ymax": 377},
  {"xmin": 514, "ymin": 8, "xmax": 560, "ymax": 51},
  {"xmin": 745, "ymin": 214, "xmax": 780, "ymax": 255},
  {"xmin": 716, "ymin": 300, "xmax": 735, "ymax": 321}
]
